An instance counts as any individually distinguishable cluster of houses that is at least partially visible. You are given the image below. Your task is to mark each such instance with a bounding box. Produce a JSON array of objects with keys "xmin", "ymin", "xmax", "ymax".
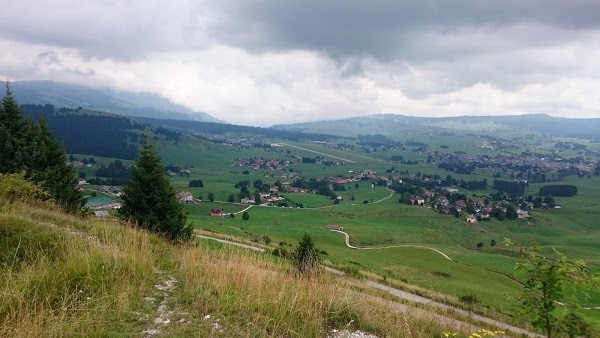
[
  {"xmin": 240, "ymin": 193, "xmax": 285, "ymax": 204},
  {"xmin": 175, "ymin": 191, "xmax": 194, "ymax": 203},
  {"xmin": 232, "ymin": 157, "xmax": 294, "ymax": 171},
  {"xmin": 413, "ymin": 194, "xmax": 533, "ymax": 223},
  {"xmin": 90, "ymin": 202, "xmax": 122, "ymax": 211},
  {"xmin": 97, "ymin": 186, "xmax": 123, "ymax": 197},
  {"xmin": 167, "ymin": 169, "xmax": 191, "ymax": 177},
  {"xmin": 67, "ymin": 160, "xmax": 94, "ymax": 168},
  {"xmin": 428, "ymin": 150, "xmax": 598, "ymax": 179}
]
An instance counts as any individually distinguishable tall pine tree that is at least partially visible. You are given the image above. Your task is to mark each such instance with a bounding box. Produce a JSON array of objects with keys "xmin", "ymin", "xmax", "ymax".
[
  {"xmin": 119, "ymin": 141, "xmax": 192, "ymax": 241},
  {"xmin": 33, "ymin": 120, "xmax": 83, "ymax": 211},
  {"xmin": 0, "ymin": 83, "xmax": 23, "ymax": 173}
]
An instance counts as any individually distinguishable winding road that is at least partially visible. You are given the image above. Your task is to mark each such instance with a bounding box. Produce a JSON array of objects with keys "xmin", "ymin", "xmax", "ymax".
[{"xmin": 331, "ymin": 229, "xmax": 452, "ymax": 260}]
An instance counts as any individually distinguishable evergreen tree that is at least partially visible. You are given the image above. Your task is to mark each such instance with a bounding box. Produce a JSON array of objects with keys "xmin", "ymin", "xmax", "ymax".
[
  {"xmin": 506, "ymin": 204, "xmax": 519, "ymax": 220},
  {"xmin": 0, "ymin": 83, "xmax": 23, "ymax": 173},
  {"xmin": 543, "ymin": 194, "xmax": 555, "ymax": 205},
  {"xmin": 292, "ymin": 233, "xmax": 321, "ymax": 274},
  {"xmin": 254, "ymin": 191, "xmax": 262, "ymax": 205},
  {"xmin": 15, "ymin": 117, "xmax": 39, "ymax": 171},
  {"xmin": 120, "ymin": 141, "xmax": 192, "ymax": 242},
  {"xmin": 32, "ymin": 120, "xmax": 83, "ymax": 211}
]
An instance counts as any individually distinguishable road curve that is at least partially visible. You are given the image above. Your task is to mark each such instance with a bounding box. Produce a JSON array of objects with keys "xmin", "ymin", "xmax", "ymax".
[
  {"xmin": 331, "ymin": 229, "xmax": 452, "ymax": 260},
  {"xmin": 196, "ymin": 233, "xmax": 542, "ymax": 337}
]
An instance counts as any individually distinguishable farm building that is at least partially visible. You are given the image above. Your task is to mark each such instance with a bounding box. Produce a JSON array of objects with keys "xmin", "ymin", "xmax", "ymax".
[{"xmin": 210, "ymin": 208, "xmax": 223, "ymax": 217}]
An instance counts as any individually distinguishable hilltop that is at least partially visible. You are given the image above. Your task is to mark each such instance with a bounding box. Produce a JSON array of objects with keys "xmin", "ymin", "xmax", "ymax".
[
  {"xmin": 10, "ymin": 80, "xmax": 221, "ymax": 122},
  {"xmin": 272, "ymin": 113, "xmax": 600, "ymax": 140}
]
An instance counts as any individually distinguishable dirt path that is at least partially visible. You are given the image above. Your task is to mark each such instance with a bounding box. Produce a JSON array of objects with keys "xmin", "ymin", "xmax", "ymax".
[
  {"xmin": 371, "ymin": 189, "xmax": 395, "ymax": 204},
  {"xmin": 142, "ymin": 274, "xmax": 189, "ymax": 337},
  {"xmin": 331, "ymin": 229, "xmax": 452, "ymax": 260},
  {"xmin": 195, "ymin": 235, "xmax": 266, "ymax": 252},
  {"xmin": 233, "ymin": 205, "xmax": 254, "ymax": 215},
  {"xmin": 196, "ymin": 234, "xmax": 542, "ymax": 337}
]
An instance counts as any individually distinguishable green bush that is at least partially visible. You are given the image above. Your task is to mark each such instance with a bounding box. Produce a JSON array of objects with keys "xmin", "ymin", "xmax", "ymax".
[{"xmin": 0, "ymin": 173, "xmax": 47, "ymax": 202}]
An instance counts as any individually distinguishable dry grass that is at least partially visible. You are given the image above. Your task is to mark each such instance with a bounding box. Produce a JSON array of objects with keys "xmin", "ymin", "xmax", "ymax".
[{"xmin": 0, "ymin": 201, "xmax": 471, "ymax": 337}]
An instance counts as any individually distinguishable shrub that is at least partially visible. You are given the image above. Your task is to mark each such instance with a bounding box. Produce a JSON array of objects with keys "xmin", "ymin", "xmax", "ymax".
[
  {"xmin": 242, "ymin": 211, "xmax": 250, "ymax": 221},
  {"xmin": 0, "ymin": 173, "xmax": 48, "ymax": 202},
  {"xmin": 271, "ymin": 247, "xmax": 291, "ymax": 259},
  {"xmin": 458, "ymin": 293, "xmax": 479, "ymax": 304},
  {"xmin": 292, "ymin": 233, "xmax": 321, "ymax": 274},
  {"xmin": 340, "ymin": 265, "xmax": 361, "ymax": 278},
  {"xmin": 188, "ymin": 179, "xmax": 204, "ymax": 187}
]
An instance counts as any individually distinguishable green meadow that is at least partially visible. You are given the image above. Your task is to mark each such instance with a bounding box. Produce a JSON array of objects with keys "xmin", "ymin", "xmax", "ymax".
[{"xmin": 80, "ymin": 130, "xmax": 600, "ymax": 322}]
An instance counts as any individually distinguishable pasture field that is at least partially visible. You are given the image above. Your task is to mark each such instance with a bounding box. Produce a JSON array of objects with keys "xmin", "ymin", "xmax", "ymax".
[
  {"xmin": 187, "ymin": 200, "xmax": 524, "ymax": 311},
  {"xmin": 183, "ymin": 172, "xmax": 600, "ymax": 323},
  {"xmin": 76, "ymin": 132, "xmax": 600, "ymax": 323}
]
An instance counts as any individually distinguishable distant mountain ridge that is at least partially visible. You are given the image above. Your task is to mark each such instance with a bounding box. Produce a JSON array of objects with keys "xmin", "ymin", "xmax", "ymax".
[
  {"xmin": 273, "ymin": 113, "xmax": 600, "ymax": 139},
  {"xmin": 10, "ymin": 80, "xmax": 222, "ymax": 122}
]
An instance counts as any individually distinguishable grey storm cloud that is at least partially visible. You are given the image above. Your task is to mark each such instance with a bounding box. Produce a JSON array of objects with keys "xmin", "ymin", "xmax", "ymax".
[
  {"xmin": 213, "ymin": 0, "xmax": 600, "ymax": 59},
  {"xmin": 2, "ymin": 0, "xmax": 600, "ymax": 124},
  {"xmin": 2, "ymin": 1, "xmax": 599, "ymax": 60}
]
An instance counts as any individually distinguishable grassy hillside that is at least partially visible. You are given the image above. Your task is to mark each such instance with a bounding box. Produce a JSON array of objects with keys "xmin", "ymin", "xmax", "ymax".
[{"xmin": 0, "ymin": 199, "xmax": 477, "ymax": 337}]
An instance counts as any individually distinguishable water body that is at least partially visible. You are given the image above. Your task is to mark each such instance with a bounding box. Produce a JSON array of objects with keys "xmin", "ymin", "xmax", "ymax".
[{"xmin": 85, "ymin": 197, "xmax": 114, "ymax": 207}]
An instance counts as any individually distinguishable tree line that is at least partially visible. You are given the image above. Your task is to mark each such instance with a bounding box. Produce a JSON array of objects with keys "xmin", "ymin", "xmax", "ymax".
[
  {"xmin": 138, "ymin": 117, "xmax": 349, "ymax": 142},
  {"xmin": 22, "ymin": 104, "xmax": 142, "ymax": 159},
  {"xmin": 538, "ymin": 185, "xmax": 577, "ymax": 197},
  {"xmin": 493, "ymin": 179, "xmax": 527, "ymax": 195}
]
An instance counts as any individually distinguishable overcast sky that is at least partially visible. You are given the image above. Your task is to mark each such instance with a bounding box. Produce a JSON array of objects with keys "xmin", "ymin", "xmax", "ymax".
[{"xmin": 2, "ymin": 1, "xmax": 600, "ymax": 125}]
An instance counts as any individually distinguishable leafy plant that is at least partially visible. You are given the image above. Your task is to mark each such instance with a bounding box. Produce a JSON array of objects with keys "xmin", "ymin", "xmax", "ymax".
[{"xmin": 515, "ymin": 246, "xmax": 600, "ymax": 337}]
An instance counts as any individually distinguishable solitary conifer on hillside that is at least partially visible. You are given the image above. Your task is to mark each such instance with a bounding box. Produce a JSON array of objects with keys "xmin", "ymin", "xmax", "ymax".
[
  {"xmin": 120, "ymin": 141, "xmax": 192, "ymax": 241},
  {"xmin": 293, "ymin": 233, "xmax": 321, "ymax": 274}
]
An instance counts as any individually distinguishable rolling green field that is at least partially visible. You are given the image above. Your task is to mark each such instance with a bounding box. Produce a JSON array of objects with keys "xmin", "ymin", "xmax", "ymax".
[{"xmin": 78, "ymin": 129, "xmax": 600, "ymax": 323}]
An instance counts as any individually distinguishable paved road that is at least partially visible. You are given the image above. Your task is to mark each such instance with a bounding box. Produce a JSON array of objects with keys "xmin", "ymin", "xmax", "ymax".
[
  {"xmin": 233, "ymin": 205, "xmax": 254, "ymax": 215},
  {"xmin": 196, "ymin": 234, "xmax": 542, "ymax": 337},
  {"xmin": 271, "ymin": 143, "xmax": 358, "ymax": 163}
]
